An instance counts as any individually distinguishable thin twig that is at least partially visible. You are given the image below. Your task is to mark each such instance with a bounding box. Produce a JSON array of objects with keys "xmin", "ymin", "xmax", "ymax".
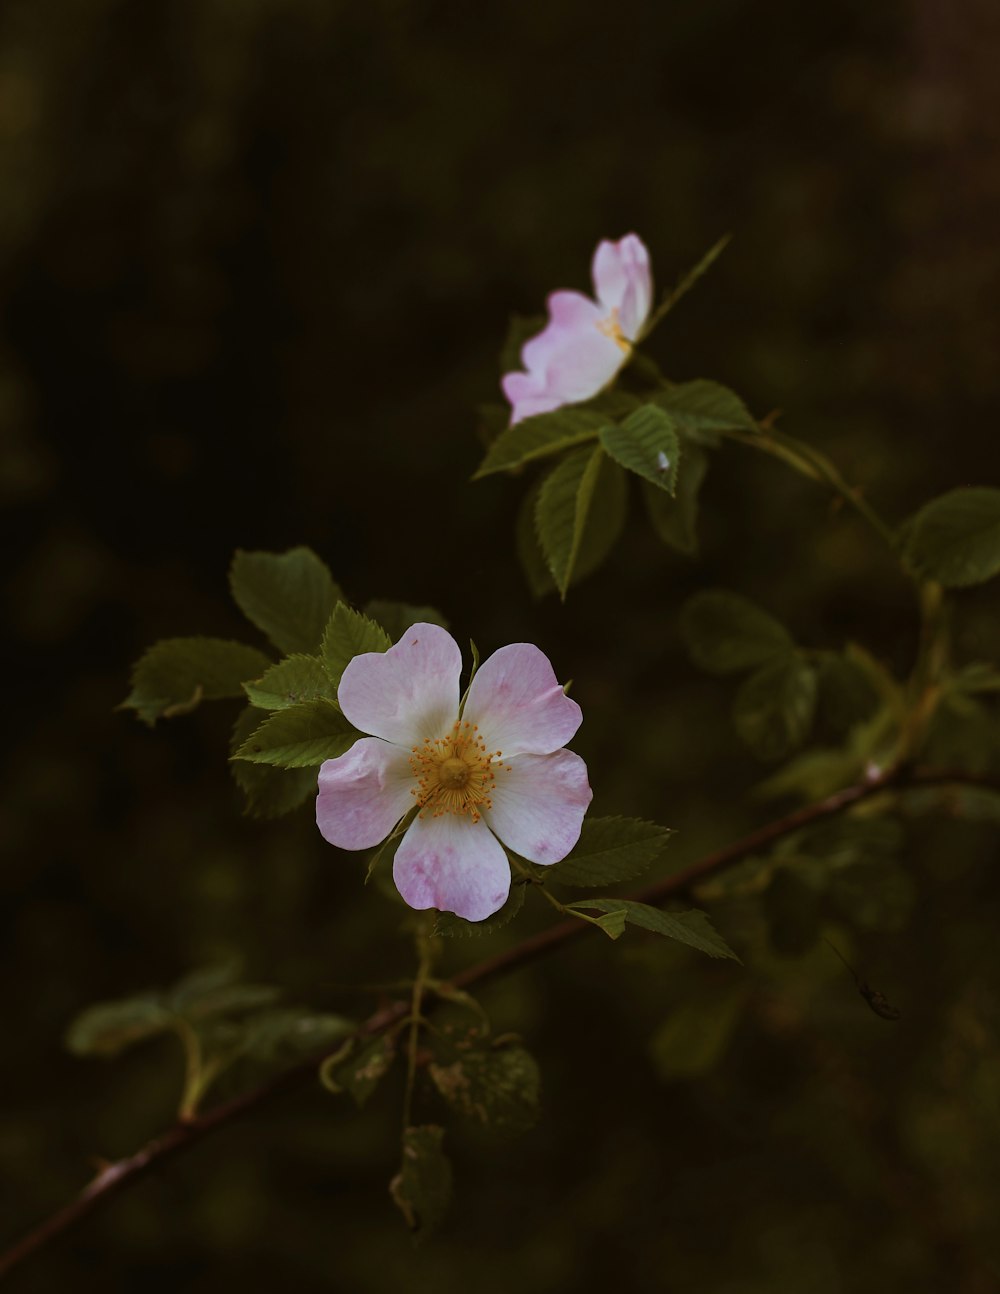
[
  {"xmin": 643, "ymin": 233, "xmax": 732, "ymax": 334},
  {"xmin": 2, "ymin": 764, "xmax": 998, "ymax": 1281},
  {"xmin": 721, "ymin": 424, "xmax": 897, "ymax": 551}
]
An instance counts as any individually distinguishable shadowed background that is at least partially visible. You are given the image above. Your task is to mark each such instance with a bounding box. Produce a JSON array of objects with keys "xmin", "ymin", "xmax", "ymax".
[{"xmin": 2, "ymin": 0, "xmax": 1000, "ymax": 1289}]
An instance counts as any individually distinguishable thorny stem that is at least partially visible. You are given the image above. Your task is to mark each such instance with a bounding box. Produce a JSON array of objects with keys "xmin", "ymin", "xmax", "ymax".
[{"xmin": 2, "ymin": 764, "xmax": 1000, "ymax": 1282}]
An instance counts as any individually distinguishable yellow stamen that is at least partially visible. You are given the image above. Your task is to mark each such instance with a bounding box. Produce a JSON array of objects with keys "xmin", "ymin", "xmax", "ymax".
[
  {"xmin": 409, "ymin": 720, "xmax": 505, "ymax": 823},
  {"xmin": 596, "ymin": 306, "xmax": 632, "ymax": 354}
]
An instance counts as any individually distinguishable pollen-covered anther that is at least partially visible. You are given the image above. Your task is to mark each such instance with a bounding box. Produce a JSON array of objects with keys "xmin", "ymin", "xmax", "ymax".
[{"xmin": 408, "ymin": 720, "xmax": 504, "ymax": 821}]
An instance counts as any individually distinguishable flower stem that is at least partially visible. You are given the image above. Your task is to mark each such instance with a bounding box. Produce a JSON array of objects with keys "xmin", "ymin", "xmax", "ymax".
[
  {"xmin": 897, "ymin": 580, "xmax": 950, "ymax": 760},
  {"xmin": 401, "ymin": 914, "xmax": 436, "ymax": 1135},
  {"xmin": 175, "ymin": 1019, "xmax": 207, "ymax": 1121},
  {"xmin": 509, "ymin": 856, "xmax": 609, "ymax": 931}
]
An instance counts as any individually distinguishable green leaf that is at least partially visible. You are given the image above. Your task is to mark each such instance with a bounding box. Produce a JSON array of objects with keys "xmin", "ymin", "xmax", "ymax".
[
  {"xmin": 321, "ymin": 603, "xmax": 392, "ymax": 689},
  {"xmin": 122, "ymin": 637, "xmax": 272, "ymax": 725},
  {"xmin": 390, "ymin": 1126, "xmax": 453, "ymax": 1240},
  {"xmin": 625, "ymin": 904, "xmax": 740, "ymax": 959},
  {"xmin": 515, "ymin": 475, "xmax": 557, "ymax": 599},
  {"xmin": 561, "ymin": 455, "xmax": 627, "ymax": 586},
  {"xmin": 955, "ymin": 786, "xmax": 1000, "ymax": 821},
  {"xmin": 243, "ymin": 654, "xmax": 334, "ymax": 710},
  {"xmin": 586, "ymin": 389, "xmax": 643, "ymax": 419},
  {"xmin": 753, "ymin": 746, "xmax": 868, "ymax": 803},
  {"xmin": 734, "ymin": 655, "xmax": 818, "ymax": 761},
  {"xmin": 924, "ymin": 691, "xmax": 1000, "ymax": 773},
  {"xmin": 169, "ymin": 962, "xmax": 243, "ymax": 1009},
  {"xmin": 229, "ymin": 707, "xmax": 318, "ymax": 818},
  {"xmin": 650, "ymin": 379, "xmax": 755, "ymax": 442},
  {"xmin": 588, "ymin": 905, "xmax": 629, "ymax": 939},
  {"xmin": 232, "ymin": 699, "xmax": 357, "ymax": 768},
  {"xmin": 900, "ymin": 783, "xmax": 1000, "ymax": 824},
  {"xmin": 643, "ymin": 443, "xmax": 709, "ymax": 555},
  {"xmin": 951, "ymin": 662, "xmax": 1000, "ymax": 695},
  {"xmin": 681, "ymin": 589, "xmax": 794, "ymax": 675},
  {"xmin": 785, "ymin": 815, "xmax": 902, "ymax": 871},
  {"xmin": 363, "ymin": 600, "xmax": 449, "ymax": 642},
  {"xmin": 429, "ymin": 1043, "xmax": 541, "ymax": 1137},
  {"xmin": 66, "ymin": 994, "xmax": 172, "ymax": 1057},
  {"xmin": 320, "ymin": 1032, "xmax": 397, "ymax": 1108},
  {"xmin": 649, "ymin": 985, "xmax": 747, "ymax": 1080},
  {"xmin": 433, "ymin": 879, "xmax": 527, "ymax": 937},
  {"xmin": 169, "ymin": 962, "xmax": 281, "ymax": 1019},
  {"xmin": 466, "ymin": 638, "xmax": 481, "ymax": 695},
  {"xmin": 425, "ymin": 982, "xmax": 490, "ymax": 1027},
  {"xmin": 546, "ymin": 817, "xmax": 674, "ymax": 888},
  {"xmin": 567, "ymin": 899, "xmax": 740, "ymax": 959},
  {"xmin": 232, "ymin": 1009, "xmax": 355, "ymax": 1063},
  {"xmin": 900, "ymin": 487, "xmax": 1000, "ymax": 588},
  {"xmin": 229, "ymin": 547, "xmax": 343, "ymax": 655},
  {"xmin": 599, "ymin": 404, "xmax": 680, "ymax": 494},
  {"xmin": 535, "ymin": 446, "xmax": 626, "ymax": 598},
  {"xmin": 817, "ymin": 651, "xmax": 880, "ymax": 732},
  {"xmin": 473, "ymin": 407, "xmax": 607, "ymax": 479}
]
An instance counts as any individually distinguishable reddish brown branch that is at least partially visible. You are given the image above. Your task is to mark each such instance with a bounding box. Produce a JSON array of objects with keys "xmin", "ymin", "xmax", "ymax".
[
  {"xmin": 2, "ymin": 764, "xmax": 997, "ymax": 1282},
  {"xmin": 0, "ymin": 1002, "xmax": 409, "ymax": 1282}
]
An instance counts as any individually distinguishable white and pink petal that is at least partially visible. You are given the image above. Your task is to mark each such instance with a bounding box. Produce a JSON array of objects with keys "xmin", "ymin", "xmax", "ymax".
[
  {"xmin": 591, "ymin": 233, "xmax": 652, "ymax": 340},
  {"xmin": 316, "ymin": 738, "xmax": 415, "ymax": 851},
  {"xmin": 484, "ymin": 749, "xmax": 592, "ymax": 865},
  {"xmin": 501, "ymin": 286, "xmax": 628, "ymax": 425},
  {"xmin": 463, "ymin": 642, "xmax": 582, "ymax": 758},
  {"xmin": 338, "ymin": 622, "xmax": 461, "ymax": 749},
  {"xmin": 393, "ymin": 812, "xmax": 512, "ymax": 921},
  {"xmin": 542, "ymin": 327, "xmax": 626, "ymax": 404},
  {"xmin": 517, "ymin": 296, "xmax": 623, "ymax": 400},
  {"xmin": 520, "ymin": 290, "xmax": 604, "ymax": 374},
  {"xmin": 500, "ymin": 370, "xmax": 566, "ymax": 424}
]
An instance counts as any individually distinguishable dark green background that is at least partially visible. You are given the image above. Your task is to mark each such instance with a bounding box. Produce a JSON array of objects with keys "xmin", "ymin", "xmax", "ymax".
[{"xmin": 3, "ymin": 0, "xmax": 999, "ymax": 1289}]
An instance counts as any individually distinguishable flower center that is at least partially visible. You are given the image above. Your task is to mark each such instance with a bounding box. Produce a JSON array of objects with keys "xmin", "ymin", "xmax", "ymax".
[
  {"xmin": 409, "ymin": 720, "xmax": 505, "ymax": 822},
  {"xmin": 596, "ymin": 306, "xmax": 631, "ymax": 354}
]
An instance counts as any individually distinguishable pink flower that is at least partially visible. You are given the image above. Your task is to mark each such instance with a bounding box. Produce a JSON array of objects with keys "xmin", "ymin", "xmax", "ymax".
[
  {"xmin": 316, "ymin": 623, "xmax": 592, "ymax": 921},
  {"xmin": 501, "ymin": 234, "xmax": 653, "ymax": 425}
]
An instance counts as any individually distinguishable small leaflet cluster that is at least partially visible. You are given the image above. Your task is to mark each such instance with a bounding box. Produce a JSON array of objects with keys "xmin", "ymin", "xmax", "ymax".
[{"xmin": 122, "ymin": 546, "xmax": 446, "ymax": 818}]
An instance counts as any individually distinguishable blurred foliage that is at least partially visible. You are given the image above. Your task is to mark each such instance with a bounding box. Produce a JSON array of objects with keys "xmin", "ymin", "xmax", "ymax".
[
  {"xmin": 3, "ymin": 0, "xmax": 1000, "ymax": 1290},
  {"xmin": 66, "ymin": 960, "xmax": 353, "ymax": 1116}
]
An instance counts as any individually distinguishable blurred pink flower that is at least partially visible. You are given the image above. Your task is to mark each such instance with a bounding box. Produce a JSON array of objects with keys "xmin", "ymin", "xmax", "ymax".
[
  {"xmin": 316, "ymin": 624, "xmax": 592, "ymax": 921},
  {"xmin": 502, "ymin": 234, "xmax": 652, "ymax": 424}
]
